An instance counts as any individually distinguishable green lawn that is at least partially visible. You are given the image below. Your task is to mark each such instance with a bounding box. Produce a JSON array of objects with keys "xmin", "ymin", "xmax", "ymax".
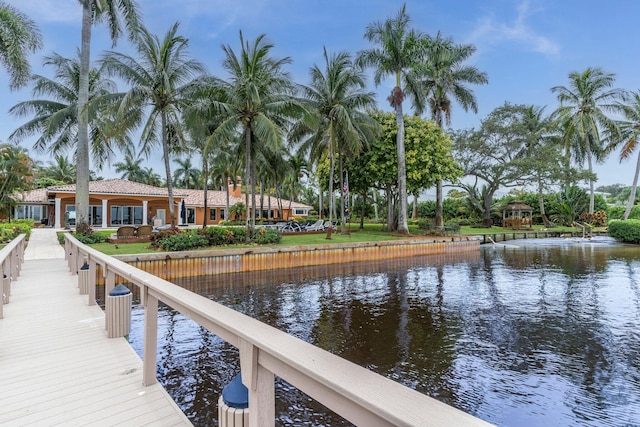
[{"xmin": 75, "ymin": 223, "xmax": 608, "ymax": 255}]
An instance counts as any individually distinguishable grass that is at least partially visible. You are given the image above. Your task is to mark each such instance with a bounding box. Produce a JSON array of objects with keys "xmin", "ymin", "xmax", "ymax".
[{"xmin": 72, "ymin": 222, "xmax": 608, "ymax": 256}]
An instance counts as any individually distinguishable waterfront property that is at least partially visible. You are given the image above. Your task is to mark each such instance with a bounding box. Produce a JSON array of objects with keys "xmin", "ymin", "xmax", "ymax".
[
  {"xmin": 12, "ymin": 179, "xmax": 312, "ymax": 228},
  {"xmin": 64, "ymin": 232, "xmax": 490, "ymax": 426}
]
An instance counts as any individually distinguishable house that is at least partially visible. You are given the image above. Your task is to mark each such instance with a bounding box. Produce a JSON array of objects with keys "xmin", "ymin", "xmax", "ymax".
[{"xmin": 12, "ymin": 179, "xmax": 312, "ymax": 228}]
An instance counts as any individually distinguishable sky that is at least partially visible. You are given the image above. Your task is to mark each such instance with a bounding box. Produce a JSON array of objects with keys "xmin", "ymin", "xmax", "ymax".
[{"xmin": 1, "ymin": 0, "xmax": 639, "ymax": 193}]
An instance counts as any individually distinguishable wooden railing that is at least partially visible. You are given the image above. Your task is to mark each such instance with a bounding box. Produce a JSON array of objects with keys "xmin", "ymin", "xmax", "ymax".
[
  {"xmin": 0, "ymin": 234, "xmax": 26, "ymax": 319},
  {"xmin": 64, "ymin": 233, "xmax": 492, "ymax": 427}
]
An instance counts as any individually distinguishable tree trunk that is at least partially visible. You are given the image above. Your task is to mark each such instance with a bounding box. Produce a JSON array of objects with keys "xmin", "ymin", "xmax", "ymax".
[
  {"xmin": 435, "ymin": 180, "xmax": 443, "ymax": 226},
  {"xmin": 412, "ymin": 193, "xmax": 418, "ymax": 219},
  {"xmin": 386, "ymin": 184, "xmax": 395, "ymax": 231},
  {"xmin": 585, "ymin": 134, "xmax": 595, "ymax": 214},
  {"xmin": 76, "ymin": 2, "xmax": 92, "ymax": 228},
  {"xmin": 161, "ymin": 112, "xmax": 175, "ymax": 227},
  {"xmin": 482, "ymin": 189, "xmax": 494, "ymax": 228},
  {"xmin": 326, "ymin": 134, "xmax": 335, "ymax": 240},
  {"xmin": 202, "ymin": 158, "xmax": 208, "ymax": 228},
  {"xmin": 251, "ymin": 153, "xmax": 257, "ymax": 227},
  {"xmin": 537, "ymin": 177, "xmax": 553, "ymax": 227},
  {"xmin": 623, "ymin": 150, "xmax": 640, "ymax": 220},
  {"xmin": 339, "ymin": 155, "xmax": 347, "ymax": 234},
  {"xmin": 360, "ymin": 189, "xmax": 366, "ymax": 230},
  {"xmin": 244, "ymin": 128, "xmax": 251, "ymax": 242},
  {"xmin": 394, "ymin": 98, "xmax": 409, "ymax": 234},
  {"xmin": 373, "ymin": 189, "xmax": 379, "ymax": 222}
]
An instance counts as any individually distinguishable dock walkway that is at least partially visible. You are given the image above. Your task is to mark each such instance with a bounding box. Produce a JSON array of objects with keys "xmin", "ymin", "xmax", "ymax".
[{"xmin": 0, "ymin": 229, "xmax": 191, "ymax": 426}]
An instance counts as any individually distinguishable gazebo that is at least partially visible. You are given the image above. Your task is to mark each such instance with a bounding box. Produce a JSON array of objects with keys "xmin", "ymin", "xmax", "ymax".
[{"xmin": 502, "ymin": 201, "xmax": 534, "ymax": 229}]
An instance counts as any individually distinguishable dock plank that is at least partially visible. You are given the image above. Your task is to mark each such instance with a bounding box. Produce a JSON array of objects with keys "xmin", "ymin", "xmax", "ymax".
[{"xmin": 0, "ymin": 230, "xmax": 191, "ymax": 427}]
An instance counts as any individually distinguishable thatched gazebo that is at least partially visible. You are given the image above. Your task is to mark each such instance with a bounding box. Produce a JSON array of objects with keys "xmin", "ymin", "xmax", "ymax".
[{"xmin": 502, "ymin": 201, "xmax": 533, "ymax": 229}]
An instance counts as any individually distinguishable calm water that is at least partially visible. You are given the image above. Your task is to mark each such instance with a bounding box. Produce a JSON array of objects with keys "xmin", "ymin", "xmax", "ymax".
[{"xmin": 128, "ymin": 237, "xmax": 640, "ymax": 426}]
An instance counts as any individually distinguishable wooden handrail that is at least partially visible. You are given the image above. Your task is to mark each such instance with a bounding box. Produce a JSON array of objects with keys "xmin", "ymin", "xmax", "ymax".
[
  {"xmin": 64, "ymin": 233, "xmax": 492, "ymax": 427},
  {"xmin": 0, "ymin": 234, "xmax": 26, "ymax": 319}
]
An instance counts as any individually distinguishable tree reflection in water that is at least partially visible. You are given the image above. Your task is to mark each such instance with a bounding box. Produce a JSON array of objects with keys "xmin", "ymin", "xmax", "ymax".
[{"xmin": 127, "ymin": 239, "xmax": 640, "ymax": 427}]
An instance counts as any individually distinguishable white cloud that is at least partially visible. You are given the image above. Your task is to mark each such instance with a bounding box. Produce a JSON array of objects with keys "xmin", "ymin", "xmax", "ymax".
[{"xmin": 468, "ymin": 0, "xmax": 560, "ymax": 56}]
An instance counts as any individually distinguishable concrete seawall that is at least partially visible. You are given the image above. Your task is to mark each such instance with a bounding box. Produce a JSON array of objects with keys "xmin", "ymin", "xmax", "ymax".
[{"xmin": 98, "ymin": 238, "xmax": 479, "ymax": 285}]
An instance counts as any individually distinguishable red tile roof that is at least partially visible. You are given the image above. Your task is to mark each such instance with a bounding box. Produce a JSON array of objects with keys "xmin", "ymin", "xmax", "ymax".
[
  {"xmin": 179, "ymin": 188, "xmax": 312, "ymax": 209},
  {"xmin": 48, "ymin": 179, "xmax": 188, "ymax": 198}
]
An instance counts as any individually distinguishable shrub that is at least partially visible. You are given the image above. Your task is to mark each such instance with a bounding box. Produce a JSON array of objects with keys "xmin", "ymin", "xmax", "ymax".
[
  {"xmin": 0, "ymin": 220, "xmax": 32, "ymax": 242},
  {"xmin": 608, "ymin": 205, "xmax": 640, "ymax": 220},
  {"xmin": 251, "ymin": 227, "xmax": 281, "ymax": 244},
  {"xmin": 159, "ymin": 230, "xmax": 209, "ymax": 251},
  {"xmin": 608, "ymin": 219, "xmax": 640, "ymax": 244},
  {"xmin": 149, "ymin": 227, "xmax": 181, "ymax": 249}
]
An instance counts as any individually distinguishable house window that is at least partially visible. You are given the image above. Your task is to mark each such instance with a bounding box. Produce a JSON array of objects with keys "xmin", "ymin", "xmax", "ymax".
[
  {"xmin": 89, "ymin": 205, "xmax": 102, "ymax": 225},
  {"xmin": 209, "ymin": 208, "xmax": 217, "ymax": 221},
  {"xmin": 294, "ymin": 208, "xmax": 306, "ymax": 216},
  {"xmin": 220, "ymin": 209, "xmax": 225, "ymax": 221},
  {"xmin": 15, "ymin": 205, "xmax": 46, "ymax": 221},
  {"xmin": 111, "ymin": 206, "xmax": 143, "ymax": 225},
  {"xmin": 186, "ymin": 208, "xmax": 195, "ymax": 224}
]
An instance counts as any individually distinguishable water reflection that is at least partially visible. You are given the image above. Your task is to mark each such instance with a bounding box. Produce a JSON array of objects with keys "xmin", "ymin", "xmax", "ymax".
[{"xmin": 127, "ymin": 239, "xmax": 640, "ymax": 426}]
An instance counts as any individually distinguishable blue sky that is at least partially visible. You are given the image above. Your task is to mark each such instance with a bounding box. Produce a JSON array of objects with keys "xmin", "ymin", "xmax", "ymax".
[{"xmin": 1, "ymin": 0, "xmax": 638, "ymax": 190}]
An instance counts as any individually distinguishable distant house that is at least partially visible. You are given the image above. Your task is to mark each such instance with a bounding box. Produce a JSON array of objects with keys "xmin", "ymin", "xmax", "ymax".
[{"xmin": 12, "ymin": 179, "xmax": 312, "ymax": 228}]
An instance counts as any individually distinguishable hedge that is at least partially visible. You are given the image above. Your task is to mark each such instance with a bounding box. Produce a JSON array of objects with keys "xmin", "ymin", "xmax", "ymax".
[{"xmin": 608, "ymin": 219, "xmax": 640, "ymax": 244}]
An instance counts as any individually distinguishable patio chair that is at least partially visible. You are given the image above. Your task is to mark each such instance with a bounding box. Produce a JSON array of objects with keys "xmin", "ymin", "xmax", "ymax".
[
  {"xmin": 116, "ymin": 225, "xmax": 137, "ymax": 239},
  {"xmin": 305, "ymin": 219, "xmax": 325, "ymax": 231},
  {"xmin": 136, "ymin": 225, "xmax": 154, "ymax": 239}
]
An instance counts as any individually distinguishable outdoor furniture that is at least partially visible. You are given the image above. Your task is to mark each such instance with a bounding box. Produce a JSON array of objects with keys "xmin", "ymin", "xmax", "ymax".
[
  {"xmin": 116, "ymin": 225, "xmax": 137, "ymax": 239},
  {"xmin": 305, "ymin": 220, "xmax": 325, "ymax": 231},
  {"xmin": 136, "ymin": 225, "xmax": 153, "ymax": 239}
]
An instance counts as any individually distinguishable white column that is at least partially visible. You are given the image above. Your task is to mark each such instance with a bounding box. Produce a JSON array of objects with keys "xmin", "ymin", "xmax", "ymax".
[
  {"xmin": 55, "ymin": 198, "xmax": 62, "ymax": 228},
  {"xmin": 102, "ymin": 199, "xmax": 108, "ymax": 228},
  {"xmin": 142, "ymin": 200, "xmax": 148, "ymax": 225}
]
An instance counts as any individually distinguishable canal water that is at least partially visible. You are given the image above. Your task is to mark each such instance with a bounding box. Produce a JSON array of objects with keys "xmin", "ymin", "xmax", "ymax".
[{"xmin": 127, "ymin": 237, "xmax": 640, "ymax": 426}]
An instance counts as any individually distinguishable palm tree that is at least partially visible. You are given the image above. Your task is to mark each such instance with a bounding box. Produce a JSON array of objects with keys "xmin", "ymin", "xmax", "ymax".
[
  {"xmin": 0, "ymin": 143, "xmax": 34, "ymax": 217},
  {"xmin": 419, "ymin": 33, "xmax": 487, "ymax": 226},
  {"xmin": 0, "ymin": 1, "xmax": 42, "ymax": 90},
  {"xmin": 212, "ymin": 32, "xmax": 301, "ymax": 239},
  {"xmin": 173, "ymin": 157, "xmax": 201, "ymax": 189},
  {"xmin": 551, "ymin": 67, "xmax": 624, "ymax": 214},
  {"xmin": 42, "ymin": 155, "xmax": 77, "ymax": 183},
  {"xmin": 611, "ymin": 90, "xmax": 640, "ymax": 220},
  {"xmin": 141, "ymin": 166, "xmax": 162, "ymax": 186},
  {"xmin": 210, "ymin": 146, "xmax": 242, "ymax": 222},
  {"xmin": 100, "ymin": 22, "xmax": 207, "ymax": 226},
  {"xmin": 356, "ymin": 4, "xmax": 426, "ymax": 234},
  {"xmin": 9, "ymin": 52, "xmax": 121, "ymax": 168},
  {"xmin": 76, "ymin": 0, "xmax": 140, "ymax": 228},
  {"xmin": 298, "ymin": 49, "xmax": 377, "ymax": 238},
  {"xmin": 113, "ymin": 154, "xmax": 143, "ymax": 181}
]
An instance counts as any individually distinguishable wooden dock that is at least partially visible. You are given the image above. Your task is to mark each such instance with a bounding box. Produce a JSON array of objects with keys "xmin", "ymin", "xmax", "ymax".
[{"xmin": 0, "ymin": 229, "xmax": 191, "ymax": 426}]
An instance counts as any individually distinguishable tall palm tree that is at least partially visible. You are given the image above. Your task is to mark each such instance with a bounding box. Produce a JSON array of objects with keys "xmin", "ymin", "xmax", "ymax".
[
  {"xmin": 611, "ymin": 90, "xmax": 640, "ymax": 220},
  {"xmin": 551, "ymin": 67, "xmax": 624, "ymax": 214},
  {"xmin": 173, "ymin": 157, "xmax": 201, "ymax": 189},
  {"xmin": 9, "ymin": 52, "xmax": 121, "ymax": 168},
  {"xmin": 76, "ymin": 0, "xmax": 140, "ymax": 227},
  {"xmin": 419, "ymin": 33, "xmax": 487, "ymax": 226},
  {"xmin": 212, "ymin": 32, "xmax": 301, "ymax": 239},
  {"xmin": 141, "ymin": 166, "xmax": 162, "ymax": 186},
  {"xmin": 100, "ymin": 22, "xmax": 207, "ymax": 226},
  {"xmin": 113, "ymin": 154, "xmax": 143, "ymax": 181},
  {"xmin": 42, "ymin": 155, "xmax": 77, "ymax": 183},
  {"xmin": 0, "ymin": 1, "xmax": 42, "ymax": 90},
  {"xmin": 356, "ymin": 4, "xmax": 426, "ymax": 234},
  {"xmin": 298, "ymin": 49, "xmax": 377, "ymax": 238}
]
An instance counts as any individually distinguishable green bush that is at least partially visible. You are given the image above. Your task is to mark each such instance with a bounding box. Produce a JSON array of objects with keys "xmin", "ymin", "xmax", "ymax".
[
  {"xmin": 0, "ymin": 220, "xmax": 32, "ymax": 242},
  {"xmin": 251, "ymin": 227, "xmax": 281, "ymax": 244},
  {"xmin": 608, "ymin": 219, "xmax": 640, "ymax": 244},
  {"xmin": 159, "ymin": 230, "xmax": 209, "ymax": 251},
  {"xmin": 608, "ymin": 205, "xmax": 640, "ymax": 220}
]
